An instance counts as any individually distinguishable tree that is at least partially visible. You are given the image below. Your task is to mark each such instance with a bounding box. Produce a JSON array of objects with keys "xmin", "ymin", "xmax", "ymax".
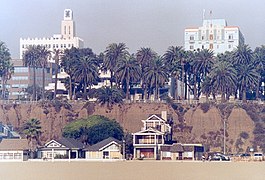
[
  {"xmin": 95, "ymin": 86, "xmax": 124, "ymax": 109},
  {"xmin": 237, "ymin": 64, "xmax": 260, "ymax": 101},
  {"xmin": 23, "ymin": 118, "xmax": 42, "ymax": 158},
  {"xmin": 104, "ymin": 43, "xmax": 129, "ymax": 87},
  {"xmin": 53, "ymin": 49, "xmax": 62, "ymax": 99},
  {"xmin": 192, "ymin": 49, "xmax": 214, "ymax": 99},
  {"xmin": 143, "ymin": 57, "xmax": 169, "ymax": 100},
  {"xmin": 209, "ymin": 60, "xmax": 237, "ymax": 102},
  {"xmin": 0, "ymin": 41, "xmax": 13, "ymax": 99},
  {"xmin": 115, "ymin": 54, "xmax": 141, "ymax": 100},
  {"xmin": 62, "ymin": 115, "xmax": 124, "ymax": 145},
  {"xmin": 232, "ymin": 44, "xmax": 253, "ymax": 65},
  {"xmin": 38, "ymin": 46, "xmax": 51, "ymax": 100},
  {"xmin": 61, "ymin": 47, "xmax": 79, "ymax": 100},
  {"xmin": 136, "ymin": 47, "xmax": 157, "ymax": 100},
  {"xmin": 23, "ymin": 46, "xmax": 40, "ymax": 101},
  {"xmin": 73, "ymin": 55, "xmax": 99, "ymax": 99},
  {"xmin": 163, "ymin": 46, "xmax": 183, "ymax": 99}
]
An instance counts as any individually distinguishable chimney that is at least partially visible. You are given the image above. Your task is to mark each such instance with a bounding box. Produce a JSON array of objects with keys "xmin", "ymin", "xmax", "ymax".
[{"xmin": 161, "ymin": 111, "xmax": 167, "ymax": 121}]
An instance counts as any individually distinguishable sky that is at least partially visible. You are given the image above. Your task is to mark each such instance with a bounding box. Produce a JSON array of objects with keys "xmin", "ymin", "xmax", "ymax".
[{"xmin": 1, "ymin": 0, "xmax": 265, "ymax": 58}]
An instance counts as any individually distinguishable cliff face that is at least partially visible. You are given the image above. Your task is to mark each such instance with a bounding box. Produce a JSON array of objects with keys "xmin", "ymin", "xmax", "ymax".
[{"xmin": 0, "ymin": 101, "xmax": 263, "ymax": 153}]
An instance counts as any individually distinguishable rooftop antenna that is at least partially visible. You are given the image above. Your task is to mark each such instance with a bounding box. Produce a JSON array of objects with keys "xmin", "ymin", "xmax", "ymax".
[
  {"xmin": 210, "ymin": 10, "xmax": 213, "ymax": 28},
  {"xmin": 203, "ymin": 9, "xmax": 206, "ymax": 21}
]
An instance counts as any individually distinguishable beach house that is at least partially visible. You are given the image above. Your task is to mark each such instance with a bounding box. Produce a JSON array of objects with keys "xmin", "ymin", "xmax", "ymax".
[
  {"xmin": 37, "ymin": 137, "xmax": 84, "ymax": 160},
  {"xmin": 0, "ymin": 139, "xmax": 29, "ymax": 161},
  {"xmin": 133, "ymin": 111, "xmax": 172, "ymax": 160},
  {"xmin": 84, "ymin": 137, "xmax": 122, "ymax": 160}
]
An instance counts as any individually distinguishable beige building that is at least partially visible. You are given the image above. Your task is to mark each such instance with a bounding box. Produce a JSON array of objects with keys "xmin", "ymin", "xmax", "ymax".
[
  {"xmin": 84, "ymin": 137, "xmax": 122, "ymax": 160},
  {"xmin": 0, "ymin": 139, "xmax": 29, "ymax": 161}
]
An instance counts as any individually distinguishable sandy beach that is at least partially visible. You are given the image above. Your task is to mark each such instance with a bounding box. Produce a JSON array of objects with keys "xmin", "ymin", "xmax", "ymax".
[{"xmin": 0, "ymin": 161, "xmax": 264, "ymax": 180}]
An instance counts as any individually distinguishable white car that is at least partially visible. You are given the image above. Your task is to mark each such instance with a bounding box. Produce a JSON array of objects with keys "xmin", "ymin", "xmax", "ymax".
[{"xmin": 253, "ymin": 152, "xmax": 263, "ymax": 161}]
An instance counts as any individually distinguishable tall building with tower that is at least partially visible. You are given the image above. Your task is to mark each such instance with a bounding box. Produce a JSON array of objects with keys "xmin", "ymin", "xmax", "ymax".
[
  {"xmin": 184, "ymin": 19, "xmax": 245, "ymax": 54},
  {"xmin": 19, "ymin": 9, "xmax": 84, "ymax": 61}
]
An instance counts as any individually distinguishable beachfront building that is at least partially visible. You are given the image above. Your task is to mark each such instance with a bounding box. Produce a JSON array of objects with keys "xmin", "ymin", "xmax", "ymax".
[
  {"xmin": 37, "ymin": 137, "xmax": 84, "ymax": 160},
  {"xmin": 184, "ymin": 19, "xmax": 245, "ymax": 55},
  {"xmin": 133, "ymin": 112, "xmax": 172, "ymax": 160},
  {"xmin": 0, "ymin": 139, "xmax": 29, "ymax": 161},
  {"xmin": 84, "ymin": 137, "xmax": 122, "ymax": 160},
  {"xmin": 0, "ymin": 122, "xmax": 21, "ymax": 140},
  {"xmin": 160, "ymin": 143, "xmax": 204, "ymax": 161}
]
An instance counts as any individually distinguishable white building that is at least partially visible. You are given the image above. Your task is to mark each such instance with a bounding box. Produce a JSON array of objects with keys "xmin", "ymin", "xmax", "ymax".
[
  {"xmin": 184, "ymin": 19, "xmax": 244, "ymax": 55},
  {"xmin": 20, "ymin": 9, "xmax": 84, "ymax": 98},
  {"xmin": 20, "ymin": 9, "xmax": 84, "ymax": 60}
]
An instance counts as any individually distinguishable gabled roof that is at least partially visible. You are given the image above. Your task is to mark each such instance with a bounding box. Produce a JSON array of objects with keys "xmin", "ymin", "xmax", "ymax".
[
  {"xmin": 0, "ymin": 139, "xmax": 29, "ymax": 151},
  {"xmin": 44, "ymin": 137, "xmax": 84, "ymax": 149},
  {"xmin": 145, "ymin": 114, "xmax": 166, "ymax": 122},
  {"xmin": 84, "ymin": 137, "xmax": 121, "ymax": 151},
  {"xmin": 133, "ymin": 127, "xmax": 164, "ymax": 135}
]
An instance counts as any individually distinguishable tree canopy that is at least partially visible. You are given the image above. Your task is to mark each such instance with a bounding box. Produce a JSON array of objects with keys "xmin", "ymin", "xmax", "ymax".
[{"xmin": 62, "ymin": 115, "xmax": 124, "ymax": 145}]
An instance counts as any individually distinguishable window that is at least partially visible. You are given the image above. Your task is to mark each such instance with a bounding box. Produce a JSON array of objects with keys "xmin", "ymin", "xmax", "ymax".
[
  {"xmin": 228, "ymin": 34, "xmax": 233, "ymax": 40},
  {"xmin": 190, "ymin": 45, "xmax": 194, "ymax": 50},
  {"xmin": 209, "ymin": 44, "xmax": 213, "ymax": 49},
  {"xmin": 228, "ymin": 44, "xmax": 232, "ymax": 49},
  {"xmin": 103, "ymin": 151, "xmax": 109, "ymax": 159},
  {"xmin": 202, "ymin": 45, "xmax": 204, "ymax": 49},
  {"xmin": 201, "ymin": 36, "xmax": 204, "ymax": 40},
  {"xmin": 209, "ymin": 34, "xmax": 213, "ymax": 40},
  {"xmin": 190, "ymin": 36, "xmax": 194, "ymax": 40}
]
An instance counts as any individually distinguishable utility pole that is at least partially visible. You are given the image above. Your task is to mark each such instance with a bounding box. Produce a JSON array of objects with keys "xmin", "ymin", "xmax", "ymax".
[{"xmin": 122, "ymin": 139, "xmax": 126, "ymax": 160}]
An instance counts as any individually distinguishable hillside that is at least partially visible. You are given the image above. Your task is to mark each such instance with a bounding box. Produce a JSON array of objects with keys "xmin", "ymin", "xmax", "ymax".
[{"xmin": 0, "ymin": 101, "xmax": 264, "ymax": 153}]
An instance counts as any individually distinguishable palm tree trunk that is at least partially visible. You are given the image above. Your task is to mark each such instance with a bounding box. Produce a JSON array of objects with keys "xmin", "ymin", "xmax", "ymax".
[
  {"xmin": 54, "ymin": 64, "xmax": 58, "ymax": 99},
  {"xmin": 181, "ymin": 61, "xmax": 185, "ymax": 99},
  {"xmin": 243, "ymin": 87, "xmax": 247, "ymax": 102},
  {"xmin": 84, "ymin": 81, "xmax": 87, "ymax": 100},
  {"xmin": 155, "ymin": 77, "xmax": 158, "ymax": 100},
  {"xmin": 33, "ymin": 67, "xmax": 36, "ymax": 101},
  {"xmin": 42, "ymin": 67, "xmax": 45, "ymax": 100},
  {"xmin": 69, "ymin": 76, "xmax": 73, "ymax": 100},
  {"xmin": 126, "ymin": 75, "xmax": 130, "ymax": 100},
  {"xmin": 1, "ymin": 76, "xmax": 5, "ymax": 99},
  {"xmin": 174, "ymin": 74, "xmax": 179, "ymax": 100},
  {"xmin": 256, "ymin": 79, "xmax": 260, "ymax": 100},
  {"xmin": 193, "ymin": 73, "xmax": 197, "ymax": 100}
]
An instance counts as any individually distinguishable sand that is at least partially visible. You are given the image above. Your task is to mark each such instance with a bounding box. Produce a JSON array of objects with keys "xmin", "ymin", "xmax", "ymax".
[{"xmin": 0, "ymin": 161, "xmax": 264, "ymax": 180}]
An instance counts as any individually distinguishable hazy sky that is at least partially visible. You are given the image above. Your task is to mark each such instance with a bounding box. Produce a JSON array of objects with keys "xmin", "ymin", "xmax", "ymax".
[{"xmin": 1, "ymin": 0, "xmax": 265, "ymax": 58}]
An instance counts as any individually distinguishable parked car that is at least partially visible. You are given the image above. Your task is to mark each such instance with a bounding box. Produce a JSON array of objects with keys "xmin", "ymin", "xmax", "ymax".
[
  {"xmin": 253, "ymin": 152, "xmax": 263, "ymax": 161},
  {"xmin": 210, "ymin": 152, "xmax": 230, "ymax": 161}
]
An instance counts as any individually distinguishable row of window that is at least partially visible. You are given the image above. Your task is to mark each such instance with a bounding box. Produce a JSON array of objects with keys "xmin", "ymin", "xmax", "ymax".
[
  {"xmin": 22, "ymin": 43, "xmax": 74, "ymax": 49},
  {"xmin": 189, "ymin": 44, "xmax": 233, "ymax": 50},
  {"xmin": 189, "ymin": 34, "xmax": 234, "ymax": 41},
  {"xmin": 0, "ymin": 153, "xmax": 22, "ymax": 159}
]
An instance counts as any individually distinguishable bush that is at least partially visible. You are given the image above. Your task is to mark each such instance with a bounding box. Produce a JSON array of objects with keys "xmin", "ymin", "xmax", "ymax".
[
  {"xmin": 200, "ymin": 103, "xmax": 210, "ymax": 113},
  {"xmin": 240, "ymin": 132, "xmax": 249, "ymax": 139}
]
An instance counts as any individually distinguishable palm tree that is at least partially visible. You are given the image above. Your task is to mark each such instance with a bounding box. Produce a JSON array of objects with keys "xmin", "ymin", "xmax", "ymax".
[
  {"xmin": 61, "ymin": 47, "xmax": 79, "ymax": 100},
  {"xmin": 0, "ymin": 42, "xmax": 13, "ymax": 99},
  {"xmin": 143, "ymin": 57, "xmax": 169, "ymax": 100},
  {"xmin": 53, "ymin": 49, "xmax": 62, "ymax": 99},
  {"xmin": 104, "ymin": 43, "xmax": 129, "ymax": 87},
  {"xmin": 232, "ymin": 44, "xmax": 253, "ymax": 65},
  {"xmin": 209, "ymin": 60, "xmax": 237, "ymax": 102},
  {"xmin": 192, "ymin": 49, "xmax": 214, "ymax": 99},
  {"xmin": 73, "ymin": 55, "xmax": 99, "ymax": 99},
  {"xmin": 163, "ymin": 46, "xmax": 183, "ymax": 100},
  {"xmin": 115, "ymin": 54, "xmax": 141, "ymax": 100},
  {"xmin": 96, "ymin": 86, "xmax": 124, "ymax": 109},
  {"xmin": 23, "ymin": 118, "xmax": 42, "ymax": 158},
  {"xmin": 136, "ymin": 47, "xmax": 157, "ymax": 100},
  {"xmin": 253, "ymin": 46, "xmax": 265, "ymax": 99},
  {"xmin": 38, "ymin": 46, "xmax": 51, "ymax": 100},
  {"xmin": 23, "ymin": 46, "xmax": 40, "ymax": 101},
  {"xmin": 237, "ymin": 64, "xmax": 260, "ymax": 101}
]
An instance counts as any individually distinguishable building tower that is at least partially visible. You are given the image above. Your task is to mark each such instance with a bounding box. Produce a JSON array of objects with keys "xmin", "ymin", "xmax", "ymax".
[{"xmin": 61, "ymin": 9, "xmax": 75, "ymax": 39}]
